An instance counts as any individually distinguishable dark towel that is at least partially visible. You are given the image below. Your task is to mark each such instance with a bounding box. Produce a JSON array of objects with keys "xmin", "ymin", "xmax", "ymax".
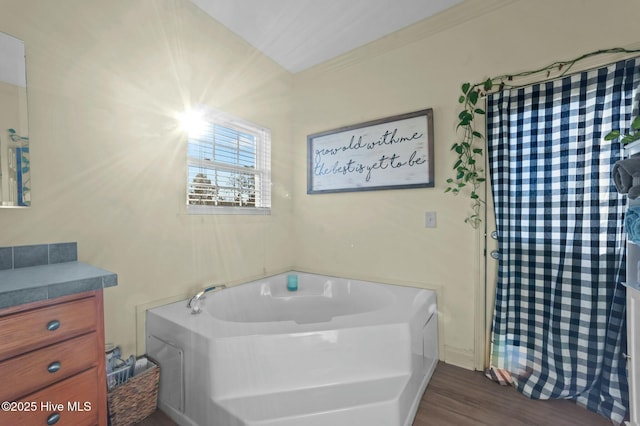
[{"xmin": 613, "ymin": 157, "xmax": 640, "ymax": 198}]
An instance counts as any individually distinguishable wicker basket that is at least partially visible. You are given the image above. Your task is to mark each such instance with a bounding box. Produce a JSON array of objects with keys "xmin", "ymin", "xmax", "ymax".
[{"xmin": 107, "ymin": 357, "xmax": 160, "ymax": 426}]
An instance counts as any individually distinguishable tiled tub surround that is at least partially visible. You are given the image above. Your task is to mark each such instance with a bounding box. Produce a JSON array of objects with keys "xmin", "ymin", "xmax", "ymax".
[{"xmin": 0, "ymin": 242, "xmax": 117, "ymax": 309}]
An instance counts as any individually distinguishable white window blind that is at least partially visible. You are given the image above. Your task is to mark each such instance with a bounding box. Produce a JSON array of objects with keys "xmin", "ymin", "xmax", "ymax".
[{"xmin": 187, "ymin": 111, "xmax": 271, "ymax": 214}]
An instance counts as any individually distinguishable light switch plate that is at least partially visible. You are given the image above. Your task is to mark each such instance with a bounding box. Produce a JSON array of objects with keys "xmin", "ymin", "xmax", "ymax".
[{"xmin": 425, "ymin": 211, "xmax": 437, "ymax": 228}]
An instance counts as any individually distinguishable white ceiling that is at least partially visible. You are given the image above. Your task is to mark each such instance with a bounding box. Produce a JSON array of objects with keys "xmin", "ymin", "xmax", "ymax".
[{"xmin": 190, "ymin": 0, "xmax": 464, "ymax": 73}]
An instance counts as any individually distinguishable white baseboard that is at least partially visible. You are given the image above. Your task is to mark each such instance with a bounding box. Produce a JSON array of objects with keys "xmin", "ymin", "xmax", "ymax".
[{"xmin": 443, "ymin": 345, "xmax": 476, "ymax": 370}]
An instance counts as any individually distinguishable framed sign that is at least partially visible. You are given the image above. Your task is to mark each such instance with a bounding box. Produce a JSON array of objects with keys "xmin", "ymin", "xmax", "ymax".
[{"xmin": 307, "ymin": 108, "xmax": 434, "ymax": 194}]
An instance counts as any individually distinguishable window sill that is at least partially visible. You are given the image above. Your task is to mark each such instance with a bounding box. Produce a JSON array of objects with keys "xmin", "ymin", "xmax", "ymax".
[{"xmin": 187, "ymin": 205, "xmax": 271, "ymax": 215}]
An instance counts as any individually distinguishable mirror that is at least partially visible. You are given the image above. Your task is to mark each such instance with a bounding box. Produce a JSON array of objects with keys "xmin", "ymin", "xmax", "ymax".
[{"xmin": 0, "ymin": 31, "xmax": 29, "ymax": 207}]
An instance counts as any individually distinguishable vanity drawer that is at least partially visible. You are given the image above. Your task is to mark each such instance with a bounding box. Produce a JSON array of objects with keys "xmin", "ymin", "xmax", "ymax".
[
  {"xmin": 0, "ymin": 367, "xmax": 99, "ymax": 426},
  {"xmin": 0, "ymin": 332, "xmax": 99, "ymax": 402},
  {"xmin": 0, "ymin": 296, "xmax": 98, "ymax": 361}
]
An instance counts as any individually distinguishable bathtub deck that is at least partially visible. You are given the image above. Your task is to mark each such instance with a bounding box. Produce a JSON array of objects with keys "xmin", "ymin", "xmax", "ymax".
[
  {"xmin": 218, "ymin": 375, "xmax": 408, "ymax": 422},
  {"xmin": 138, "ymin": 362, "xmax": 612, "ymax": 426},
  {"xmin": 214, "ymin": 371, "xmax": 431, "ymax": 426}
]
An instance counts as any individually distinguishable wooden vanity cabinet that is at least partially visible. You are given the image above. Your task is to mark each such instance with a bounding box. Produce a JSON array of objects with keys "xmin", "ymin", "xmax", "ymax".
[{"xmin": 0, "ymin": 290, "xmax": 107, "ymax": 426}]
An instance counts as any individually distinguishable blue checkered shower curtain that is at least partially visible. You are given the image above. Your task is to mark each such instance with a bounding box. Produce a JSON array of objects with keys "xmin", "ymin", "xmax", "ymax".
[{"xmin": 487, "ymin": 57, "xmax": 640, "ymax": 423}]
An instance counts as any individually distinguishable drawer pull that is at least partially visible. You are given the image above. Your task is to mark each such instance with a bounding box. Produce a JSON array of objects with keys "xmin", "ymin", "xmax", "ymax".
[
  {"xmin": 47, "ymin": 361, "xmax": 62, "ymax": 373},
  {"xmin": 46, "ymin": 320, "xmax": 60, "ymax": 331},
  {"xmin": 47, "ymin": 413, "xmax": 61, "ymax": 425}
]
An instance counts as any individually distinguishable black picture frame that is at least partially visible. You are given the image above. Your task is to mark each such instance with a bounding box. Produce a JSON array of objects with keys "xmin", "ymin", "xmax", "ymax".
[{"xmin": 307, "ymin": 108, "xmax": 434, "ymax": 194}]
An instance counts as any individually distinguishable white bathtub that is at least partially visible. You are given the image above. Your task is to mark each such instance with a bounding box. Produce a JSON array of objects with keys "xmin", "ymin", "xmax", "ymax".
[{"xmin": 146, "ymin": 272, "xmax": 438, "ymax": 426}]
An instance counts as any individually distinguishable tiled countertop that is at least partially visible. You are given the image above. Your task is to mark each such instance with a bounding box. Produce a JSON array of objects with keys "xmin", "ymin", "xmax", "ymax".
[{"xmin": 0, "ymin": 242, "xmax": 118, "ymax": 310}]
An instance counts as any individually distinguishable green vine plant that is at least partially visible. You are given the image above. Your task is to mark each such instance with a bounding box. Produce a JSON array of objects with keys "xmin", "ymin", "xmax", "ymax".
[
  {"xmin": 605, "ymin": 115, "xmax": 640, "ymax": 144},
  {"xmin": 445, "ymin": 47, "xmax": 640, "ymax": 229},
  {"xmin": 445, "ymin": 80, "xmax": 488, "ymax": 229}
]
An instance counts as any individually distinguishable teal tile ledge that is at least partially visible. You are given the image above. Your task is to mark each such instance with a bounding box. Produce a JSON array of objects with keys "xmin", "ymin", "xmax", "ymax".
[{"xmin": 0, "ymin": 261, "xmax": 118, "ymax": 310}]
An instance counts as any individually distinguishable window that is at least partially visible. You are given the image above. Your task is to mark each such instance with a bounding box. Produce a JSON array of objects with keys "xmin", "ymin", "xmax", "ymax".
[{"xmin": 186, "ymin": 110, "xmax": 271, "ymax": 214}]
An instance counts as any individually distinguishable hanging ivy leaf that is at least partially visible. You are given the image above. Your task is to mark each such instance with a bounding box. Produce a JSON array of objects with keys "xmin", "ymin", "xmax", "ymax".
[
  {"xmin": 462, "ymin": 82, "xmax": 471, "ymax": 94},
  {"xmin": 621, "ymin": 133, "xmax": 640, "ymax": 144},
  {"xmin": 458, "ymin": 110, "xmax": 472, "ymax": 120},
  {"xmin": 468, "ymin": 91, "xmax": 479, "ymax": 105},
  {"xmin": 620, "ymin": 135, "xmax": 634, "ymax": 145},
  {"xmin": 604, "ymin": 130, "xmax": 620, "ymax": 140},
  {"xmin": 457, "ymin": 118, "xmax": 471, "ymax": 128}
]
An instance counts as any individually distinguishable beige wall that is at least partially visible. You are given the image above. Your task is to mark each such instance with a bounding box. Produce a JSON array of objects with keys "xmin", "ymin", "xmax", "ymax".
[
  {"xmin": 1, "ymin": 0, "xmax": 639, "ymax": 367},
  {"xmin": 0, "ymin": 0, "xmax": 294, "ymax": 357},
  {"xmin": 292, "ymin": 0, "xmax": 640, "ymax": 368}
]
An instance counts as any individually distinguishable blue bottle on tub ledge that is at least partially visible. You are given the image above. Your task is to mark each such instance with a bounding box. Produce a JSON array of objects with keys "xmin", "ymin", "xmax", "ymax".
[{"xmin": 287, "ymin": 274, "xmax": 298, "ymax": 291}]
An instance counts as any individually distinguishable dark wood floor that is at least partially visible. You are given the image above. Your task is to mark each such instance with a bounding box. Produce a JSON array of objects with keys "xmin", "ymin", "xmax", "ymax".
[
  {"xmin": 414, "ymin": 362, "xmax": 612, "ymax": 426},
  {"xmin": 136, "ymin": 362, "xmax": 614, "ymax": 425}
]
